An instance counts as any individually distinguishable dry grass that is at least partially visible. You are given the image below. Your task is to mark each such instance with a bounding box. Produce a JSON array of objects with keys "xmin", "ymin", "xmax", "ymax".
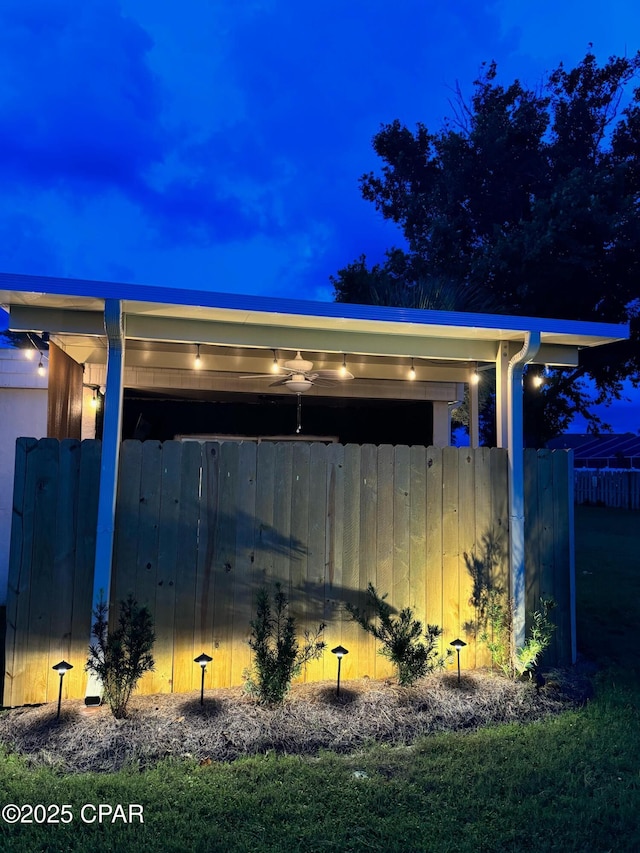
[{"xmin": 0, "ymin": 667, "xmax": 592, "ymax": 774}]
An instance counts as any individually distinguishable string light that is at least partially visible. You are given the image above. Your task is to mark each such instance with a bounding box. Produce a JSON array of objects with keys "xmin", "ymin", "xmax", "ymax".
[
  {"xmin": 271, "ymin": 349, "xmax": 280, "ymax": 373},
  {"xmin": 340, "ymin": 354, "xmax": 348, "ymax": 377},
  {"xmin": 194, "ymin": 344, "xmax": 202, "ymax": 369},
  {"xmin": 470, "ymin": 368, "xmax": 480, "ymax": 385},
  {"xmin": 408, "ymin": 359, "xmax": 416, "ymax": 380},
  {"xmin": 37, "ymin": 354, "xmax": 46, "ymax": 377},
  {"xmin": 90, "ymin": 388, "xmax": 98, "ymax": 409}
]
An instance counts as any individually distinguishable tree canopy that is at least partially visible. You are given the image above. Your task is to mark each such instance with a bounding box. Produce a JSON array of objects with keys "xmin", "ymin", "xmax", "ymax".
[{"xmin": 332, "ymin": 52, "xmax": 640, "ymax": 444}]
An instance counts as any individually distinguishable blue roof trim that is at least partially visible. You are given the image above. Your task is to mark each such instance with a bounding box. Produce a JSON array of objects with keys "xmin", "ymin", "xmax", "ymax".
[{"xmin": 0, "ymin": 271, "xmax": 629, "ymax": 339}]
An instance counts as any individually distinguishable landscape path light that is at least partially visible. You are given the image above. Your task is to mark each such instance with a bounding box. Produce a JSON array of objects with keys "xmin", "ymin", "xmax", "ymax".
[
  {"xmin": 52, "ymin": 660, "xmax": 73, "ymax": 719},
  {"xmin": 331, "ymin": 645, "xmax": 349, "ymax": 697},
  {"xmin": 450, "ymin": 639, "xmax": 467, "ymax": 685},
  {"xmin": 194, "ymin": 652, "xmax": 213, "ymax": 705}
]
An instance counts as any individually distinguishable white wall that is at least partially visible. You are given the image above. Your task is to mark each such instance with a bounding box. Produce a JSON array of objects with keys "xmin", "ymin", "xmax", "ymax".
[{"xmin": 0, "ymin": 350, "xmax": 48, "ymax": 605}]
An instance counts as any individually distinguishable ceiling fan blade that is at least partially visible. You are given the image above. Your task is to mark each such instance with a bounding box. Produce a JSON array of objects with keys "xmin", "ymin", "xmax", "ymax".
[
  {"xmin": 239, "ymin": 374, "xmax": 277, "ymax": 380},
  {"xmin": 269, "ymin": 378, "xmax": 291, "ymax": 386},
  {"xmin": 312, "ymin": 377, "xmax": 338, "ymax": 387}
]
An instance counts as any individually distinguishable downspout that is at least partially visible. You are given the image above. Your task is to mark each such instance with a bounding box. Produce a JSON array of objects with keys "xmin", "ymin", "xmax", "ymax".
[
  {"xmin": 507, "ymin": 331, "xmax": 540, "ymax": 655},
  {"xmin": 85, "ymin": 299, "xmax": 125, "ymax": 705}
]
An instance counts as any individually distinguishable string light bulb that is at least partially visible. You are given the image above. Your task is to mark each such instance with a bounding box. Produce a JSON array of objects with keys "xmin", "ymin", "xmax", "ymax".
[
  {"xmin": 340, "ymin": 355, "xmax": 348, "ymax": 377},
  {"xmin": 470, "ymin": 368, "xmax": 480, "ymax": 385},
  {"xmin": 271, "ymin": 349, "xmax": 280, "ymax": 373},
  {"xmin": 194, "ymin": 344, "xmax": 202, "ymax": 369},
  {"xmin": 25, "ymin": 348, "xmax": 34, "ymax": 360},
  {"xmin": 90, "ymin": 388, "xmax": 98, "ymax": 409},
  {"xmin": 37, "ymin": 355, "xmax": 46, "ymax": 377},
  {"xmin": 408, "ymin": 359, "xmax": 416, "ymax": 380},
  {"xmin": 533, "ymin": 374, "xmax": 544, "ymax": 388}
]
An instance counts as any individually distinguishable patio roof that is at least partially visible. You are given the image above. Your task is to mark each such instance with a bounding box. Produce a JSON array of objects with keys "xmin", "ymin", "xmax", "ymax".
[{"xmin": 0, "ymin": 272, "xmax": 628, "ymax": 373}]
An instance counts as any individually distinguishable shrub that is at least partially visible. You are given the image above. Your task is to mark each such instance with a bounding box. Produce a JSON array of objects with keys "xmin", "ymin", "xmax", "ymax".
[
  {"xmin": 346, "ymin": 583, "xmax": 451, "ymax": 685},
  {"xmin": 86, "ymin": 594, "xmax": 156, "ymax": 718},
  {"xmin": 245, "ymin": 583, "xmax": 326, "ymax": 703},
  {"xmin": 479, "ymin": 594, "xmax": 556, "ymax": 679}
]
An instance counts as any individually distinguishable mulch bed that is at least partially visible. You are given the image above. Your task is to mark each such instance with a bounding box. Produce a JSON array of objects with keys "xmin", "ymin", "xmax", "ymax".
[{"xmin": 0, "ymin": 667, "xmax": 594, "ymax": 774}]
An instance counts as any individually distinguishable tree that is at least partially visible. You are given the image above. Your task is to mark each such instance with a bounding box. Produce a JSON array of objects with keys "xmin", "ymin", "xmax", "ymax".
[{"xmin": 332, "ymin": 52, "xmax": 640, "ymax": 444}]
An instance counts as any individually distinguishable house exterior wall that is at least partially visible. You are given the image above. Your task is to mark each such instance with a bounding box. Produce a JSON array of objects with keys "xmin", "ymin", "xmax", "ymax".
[{"xmin": 0, "ymin": 349, "xmax": 48, "ymax": 605}]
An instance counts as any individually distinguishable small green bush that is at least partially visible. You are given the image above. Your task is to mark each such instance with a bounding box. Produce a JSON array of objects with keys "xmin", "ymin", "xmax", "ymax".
[
  {"xmin": 346, "ymin": 583, "xmax": 451, "ymax": 685},
  {"xmin": 86, "ymin": 594, "xmax": 156, "ymax": 718},
  {"xmin": 479, "ymin": 594, "xmax": 556, "ymax": 678},
  {"xmin": 245, "ymin": 583, "xmax": 326, "ymax": 703}
]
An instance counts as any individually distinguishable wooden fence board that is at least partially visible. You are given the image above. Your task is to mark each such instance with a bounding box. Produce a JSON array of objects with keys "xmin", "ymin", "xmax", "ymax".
[
  {"xmin": 425, "ymin": 446, "xmax": 443, "ymax": 634},
  {"xmin": 24, "ymin": 439, "xmax": 59, "ymax": 704},
  {"xmin": 524, "ymin": 448, "xmax": 541, "ymax": 618},
  {"xmin": 359, "ymin": 444, "xmax": 378, "ymax": 677},
  {"xmin": 341, "ymin": 444, "xmax": 361, "ymax": 680},
  {"xmin": 409, "ymin": 445, "xmax": 427, "ymax": 621},
  {"xmin": 47, "ymin": 439, "xmax": 81, "ymax": 701},
  {"xmin": 194, "ymin": 443, "xmax": 219, "ymax": 683},
  {"xmin": 135, "ymin": 441, "xmax": 163, "ymax": 611},
  {"xmin": 441, "ymin": 447, "xmax": 460, "ymax": 643},
  {"xmin": 112, "ymin": 441, "xmax": 143, "ymax": 607},
  {"xmin": 306, "ymin": 442, "xmax": 328, "ymax": 681},
  {"xmin": 324, "ymin": 443, "xmax": 344, "ymax": 643},
  {"xmin": 68, "ymin": 439, "xmax": 101, "ymax": 698},
  {"xmin": 213, "ymin": 442, "xmax": 237, "ymax": 689},
  {"xmin": 552, "ymin": 451, "xmax": 571, "ymax": 665},
  {"xmin": 151, "ymin": 441, "xmax": 183, "ymax": 694},
  {"xmin": 255, "ymin": 441, "xmax": 276, "ymax": 584},
  {"xmin": 290, "ymin": 441, "xmax": 310, "ymax": 666},
  {"xmin": 376, "ymin": 445, "xmax": 394, "ymax": 610},
  {"xmin": 172, "ymin": 440, "xmax": 202, "ymax": 694},
  {"xmin": 4, "ymin": 437, "xmax": 38, "ymax": 707},
  {"xmin": 471, "ymin": 447, "xmax": 493, "ymax": 668},
  {"xmin": 393, "ymin": 444, "xmax": 411, "ymax": 614},
  {"xmin": 457, "ymin": 449, "xmax": 476, "ymax": 670},
  {"xmin": 232, "ymin": 441, "xmax": 257, "ymax": 685},
  {"xmin": 272, "ymin": 442, "xmax": 293, "ymax": 587}
]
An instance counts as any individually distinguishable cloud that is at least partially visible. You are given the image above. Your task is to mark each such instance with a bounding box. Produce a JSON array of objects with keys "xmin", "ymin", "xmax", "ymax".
[{"xmin": 0, "ymin": 1, "xmax": 166, "ymax": 192}]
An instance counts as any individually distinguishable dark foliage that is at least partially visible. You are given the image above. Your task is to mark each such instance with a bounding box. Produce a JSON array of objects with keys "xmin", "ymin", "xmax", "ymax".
[
  {"xmin": 333, "ymin": 52, "xmax": 640, "ymax": 444},
  {"xmin": 245, "ymin": 583, "xmax": 326, "ymax": 703},
  {"xmin": 86, "ymin": 594, "xmax": 155, "ymax": 719},
  {"xmin": 346, "ymin": 583, "xmax": 451, "ymax": 685}
]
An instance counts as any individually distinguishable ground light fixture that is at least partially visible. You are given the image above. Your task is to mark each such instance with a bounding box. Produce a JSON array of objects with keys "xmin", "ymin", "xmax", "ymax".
[
  {"xmin": 450, "ymin": 639, "xmax": 467, "ymax": 685},
  {"xmin": 194, "ymin": 652, "xmax": 213, "ymax": 705},
  {"xmin": 331, "ymin": 645, "xmax": 349, "ymax": 696},
  {"xmin": 52, "ymin": 660, "xmax": 73, "ymax": 719}
]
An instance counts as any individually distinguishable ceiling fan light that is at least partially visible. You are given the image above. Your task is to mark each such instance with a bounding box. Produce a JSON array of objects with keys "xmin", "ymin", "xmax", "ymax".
[{"xmin": 285, "ymin": 378, "xmax": 313, "ymax": 393}]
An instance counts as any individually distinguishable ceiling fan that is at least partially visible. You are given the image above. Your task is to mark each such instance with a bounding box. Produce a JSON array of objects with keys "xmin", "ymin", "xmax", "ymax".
[{"xmin": 240, "ymin": 351, "xmax": 354, "ymax": 394}]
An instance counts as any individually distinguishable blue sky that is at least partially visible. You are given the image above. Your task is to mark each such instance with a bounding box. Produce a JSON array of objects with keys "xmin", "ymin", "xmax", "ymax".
[{"xmin": 0, "ymin": 0, "xmax": 638, "ymax": 430}]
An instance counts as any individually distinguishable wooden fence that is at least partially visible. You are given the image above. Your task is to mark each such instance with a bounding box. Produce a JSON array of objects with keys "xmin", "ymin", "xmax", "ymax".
[
  {"xmin": 574, "ymin": 469, "xmax": 640, "ymax": 510},
  {"xmin": 4, "ymin": 440, "xmax": 573, "ymax": 707}
]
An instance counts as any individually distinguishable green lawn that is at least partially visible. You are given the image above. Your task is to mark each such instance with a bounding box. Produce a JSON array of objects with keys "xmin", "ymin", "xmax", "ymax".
[{"xmin": 1, "ymin": 506, "xmax": 639, "ymax": 853}]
